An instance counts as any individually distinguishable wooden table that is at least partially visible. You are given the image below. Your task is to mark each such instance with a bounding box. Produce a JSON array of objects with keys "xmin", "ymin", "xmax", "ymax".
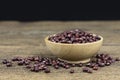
[{"xmin": 0, "ymin": 21, "xmax": 120, "ymax": 80}]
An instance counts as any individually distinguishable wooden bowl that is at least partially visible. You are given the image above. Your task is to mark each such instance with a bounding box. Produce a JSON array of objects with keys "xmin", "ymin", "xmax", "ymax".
[{"xmin": 45, "ymin": 35, "xmax": 103, "ymax": 63}]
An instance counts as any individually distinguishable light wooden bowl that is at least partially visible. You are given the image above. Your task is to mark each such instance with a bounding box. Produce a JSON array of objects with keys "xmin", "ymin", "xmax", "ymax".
[{"xmin": 45, "ymin": 35, "xmax": 103, "ymax": 63}]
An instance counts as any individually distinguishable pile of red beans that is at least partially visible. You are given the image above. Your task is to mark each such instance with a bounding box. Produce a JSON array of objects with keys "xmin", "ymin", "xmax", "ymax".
[
  {"xmin": 2, "ymin": 54, "xmax": 120, "ymax": 74},
  {"xmin": 48, "ymin": 29, "xmax": 101, "ymax": 44}
]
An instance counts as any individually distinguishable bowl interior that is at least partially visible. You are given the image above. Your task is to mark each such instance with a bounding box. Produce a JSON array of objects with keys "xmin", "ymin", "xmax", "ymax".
[{"xmin": 45, "ymin": 35, "xmax": 103, "ymax": 45}]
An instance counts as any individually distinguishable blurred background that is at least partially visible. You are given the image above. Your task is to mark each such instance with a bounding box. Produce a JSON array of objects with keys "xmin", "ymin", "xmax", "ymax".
[
  {"xmin": 1, "ymin": 11, "xmax": 120, "ymax": 21},
  {"xmin": 0, "ymin": 1, "xmax": 120, "ymax": 21}
]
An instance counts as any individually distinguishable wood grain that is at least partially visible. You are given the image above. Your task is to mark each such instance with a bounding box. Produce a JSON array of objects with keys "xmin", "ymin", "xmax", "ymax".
[{"xmin": 0, "ymin": 21, "xmax": 120, "ymax": 80}]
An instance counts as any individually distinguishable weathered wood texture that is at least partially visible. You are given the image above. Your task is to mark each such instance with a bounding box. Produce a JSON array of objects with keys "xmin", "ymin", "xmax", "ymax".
[{"xmin": 0, "ymin": 21, "xmax": 120, "ymax": 80}]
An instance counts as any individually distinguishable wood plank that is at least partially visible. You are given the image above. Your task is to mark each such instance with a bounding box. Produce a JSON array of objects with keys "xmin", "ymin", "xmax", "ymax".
[
  {"xmin": 0, "ymin": 21, "xmax": 120, "ymax": 80},
  {"xmin": 0, "ymin": 45, "xmax": 120, "ymax": 80},
  {"xmin": 0, "ymin": 21, "xmax": 120, "ymax": 45}
]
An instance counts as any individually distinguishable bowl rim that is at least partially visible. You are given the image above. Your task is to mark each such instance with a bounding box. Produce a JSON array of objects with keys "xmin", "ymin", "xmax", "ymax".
[{"xmin": 45, "ymin": 35, "xmax": 103, "ymax": 45}]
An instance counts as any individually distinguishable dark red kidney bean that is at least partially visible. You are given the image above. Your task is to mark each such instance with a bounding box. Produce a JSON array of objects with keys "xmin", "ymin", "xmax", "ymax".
[
  {"xmin": 77, "ymin": 63, "xmax": 83, "ymax": 67},
  {"xmin": 24, "ymin": 60, "xmax": 31, "ymax": 65},
  {"xmin": 83, "ymin": 67, "xmax": 89, "ymax": 72},
  {"xmin": 54, "ymin": 65, "xmax": 59, "ymax": 69},
  {"xmin": 44, "ymin": 68, "xmax": 50, "ymax": 73},
  {"xmin": 26, "ymin": 65, "xmax": 31, "ymax": 69},
  {"xmin": 34, "ymin": 56, "xmax": 40, "ymax": 61},
  {"xmin": 65, "ymin": 65, "xmax": 70, "ymax": 69},
  {"xmin": 71, "ymin": 64, "xmax": 76, "ymax": 67},
  {"xmin": 27, "ymin": 57, "xmax": 34, "ymax": 61},
  {"xmin": 17, "ymin": 61, "xmax": 24, "ymax": 66},
  {"xmin": 86, "ymin": 63, "xmax": 91, "ymax": 67},
  {"xmin": 6, "ymin": 62, "xmax": 12, "ymax": 67},
  {"xmin": 93, "ymin": 66, "xmax": 98, "ymax": 70},
  {"xmin": 34, "ymin": 66, "xmax": 40, "ymax": 72},
  {"xmin": 87, "ymin": 69, "xmax": 93, "ymax": 73},
  {"xmin": 105, "ymin": 62, "xmax": 111, "ymax": 66},
  {"xmin": 115, "ymin": 57, "xmax": 120, "ymax": 61},
  {"xmin": 98, "ymin": 63, "xmax": 105, "ymax": 67},
  {"xmin": 70, "ymin": 69, "xmax": 74, "ymax": 73},
  {"xmin": 83, "ymin": 67, "xmax": 92, "ymax": 73},
  {"xmin": 2, "ymin": 59, "xmax": 8, "ymax": 64},
  {"xmin": 12, "ymin": 57, "xmax": 18, "ymax": 61}
]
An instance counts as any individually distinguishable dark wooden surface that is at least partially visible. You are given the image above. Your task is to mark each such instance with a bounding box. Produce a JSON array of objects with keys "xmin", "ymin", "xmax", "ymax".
[{"xmin": 0, "ymin": 21, "xmax": 120, "ymax": 80}]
